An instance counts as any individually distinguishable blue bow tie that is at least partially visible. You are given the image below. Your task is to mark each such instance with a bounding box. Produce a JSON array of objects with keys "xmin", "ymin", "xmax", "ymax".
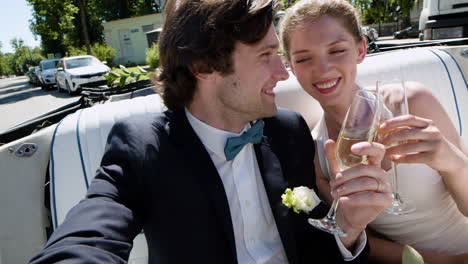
[{"xmin": 224, "ymin": 120, "xmax": 265, "ymax": 161}]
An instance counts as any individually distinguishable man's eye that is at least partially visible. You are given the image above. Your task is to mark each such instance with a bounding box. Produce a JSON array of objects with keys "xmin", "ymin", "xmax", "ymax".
[{"xmin": 261, "ymin": 52, "xmax": 272, "ymax": 57}]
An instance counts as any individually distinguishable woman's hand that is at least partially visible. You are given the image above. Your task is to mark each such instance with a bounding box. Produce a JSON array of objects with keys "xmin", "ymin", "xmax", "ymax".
[
  {"xmin": 379, "ymin": 114, "xmax": 467, "ymax": 176},
  {"xmin": 379, "ymin": 114, "xmax": 468, "ymax": 215},
  {"xmin": 324, "ymin": 139, "xmax": 392, "ymax": 248}
]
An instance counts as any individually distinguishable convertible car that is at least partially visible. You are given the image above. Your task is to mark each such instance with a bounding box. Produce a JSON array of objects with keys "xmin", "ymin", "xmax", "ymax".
[{"xmin": 0, "ymin": 44, "xmax": 467, "ymax": 263}]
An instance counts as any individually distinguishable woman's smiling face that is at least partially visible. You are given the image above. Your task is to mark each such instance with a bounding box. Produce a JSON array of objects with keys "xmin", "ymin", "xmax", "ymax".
[{"xmin": 288, "ymin": 16, "xmax": 366, "ymax": 108}]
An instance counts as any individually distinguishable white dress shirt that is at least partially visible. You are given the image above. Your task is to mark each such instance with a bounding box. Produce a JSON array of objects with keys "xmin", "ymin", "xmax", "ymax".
[{"xmin": 185, "ymin": 109, "xmax": 365, "ymax": 263}]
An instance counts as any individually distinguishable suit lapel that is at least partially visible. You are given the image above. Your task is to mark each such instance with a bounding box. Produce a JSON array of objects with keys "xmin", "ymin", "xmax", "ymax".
[
  {"xmin": 255, "ymin": 136, "xmax": 299, "ymax": 263},
  {"xmin": 165, "ymin": 110, "xmax": 237, "ymax": 263}
]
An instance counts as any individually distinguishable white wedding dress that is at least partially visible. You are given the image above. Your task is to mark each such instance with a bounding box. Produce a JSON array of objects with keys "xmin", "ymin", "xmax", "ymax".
[{"xmin": 313, "ymin": 117, "xmax": 468, "ymax": 254}]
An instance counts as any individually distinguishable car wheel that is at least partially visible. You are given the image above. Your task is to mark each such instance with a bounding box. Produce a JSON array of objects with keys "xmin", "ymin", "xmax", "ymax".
[
  {"xmin": 66, "ymin": 81, "xmax": 72, "ymax": 95},
  {"xmin": 56, "ymin": 80, "xmax": 62, "ymax": 92}
]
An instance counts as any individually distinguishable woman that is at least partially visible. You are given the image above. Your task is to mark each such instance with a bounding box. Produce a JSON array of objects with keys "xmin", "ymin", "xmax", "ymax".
[{"xmin": 279, "ymin": 0, "xmax": 468, "ymax": 263}]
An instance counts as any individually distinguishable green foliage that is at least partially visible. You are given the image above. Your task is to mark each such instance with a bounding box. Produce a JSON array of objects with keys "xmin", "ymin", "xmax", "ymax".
[
  {"xmin": 68, "ymin": 46, "xmax": 87, "ymax": 57},
  {"xmin": 124, "ymin": 61, "xmax": 137, "ymax": 68},
  {"xmin": 0, "ymin": 50, "xmax": 11, "ymax": 75},
  {"xmin": 0, "ymin": 59, "xmax": 11, "ymax": 76},
  {"xmin": 4, "ymin": 38, "xmax": 45, "ymax": 75},
  {"xmin": 103, "ymin": 64, "xmax": 149, "ymax": 88},
  {"xmin": 279, "ymin": 0, "xmax": 416, "ymax": 26},
  {"xmin": 27, "ymin": 0, "xmax": 162, "ymax": 56},
  {"xmin": 89, "ymin": 43, "xmax": 115, "ymax": 65},
  {"xmin": 4, "ymin": 54, "xmax": 15, "ymax": 74},
  {"xmin": 280, "ymin": 0, "xmax": 299, "ymax": 9},
  {"xmin": 0, "ymin": 41, "xmax": 8, "ymax": 75},
  {"xmin": 67, "ymin": 43, "xmax": 115, "ymax": 65},
  {"xmin": 95, "ymin": 0, "xmax": 161, "ymax": 21},
  {"xmin": 146, "ymin": 43, "xmax": 160, "ymax": 70},
  {"xmin": 350, "ymin": 0, "xmax": 416, "ymax": 26},
  {"xmin": 27, "ymin": 0, "xmax": 78, "ymax": 55}
]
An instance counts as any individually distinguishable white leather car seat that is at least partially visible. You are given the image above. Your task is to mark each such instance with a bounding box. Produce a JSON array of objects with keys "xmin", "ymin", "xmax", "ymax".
[
  {"xmin": 47, "ymin": 47, "xmax": 467, "ymax": 264},
  {"xmin": 49, "ymin": 93, "xmax": 166, "ymax": 264}
]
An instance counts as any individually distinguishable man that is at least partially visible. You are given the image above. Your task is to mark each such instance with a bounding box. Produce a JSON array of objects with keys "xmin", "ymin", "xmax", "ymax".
[{"xmin": 30, "ymin": 0, "xmax": 391, "ymax": 263}]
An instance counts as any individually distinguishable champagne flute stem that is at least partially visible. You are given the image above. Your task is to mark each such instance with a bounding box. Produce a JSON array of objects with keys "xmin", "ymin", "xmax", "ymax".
[
  {"xmin": 326, "ymin": 199, "xmax": 340, "ymax": 219},
  {"xmin": 391, "ymin": 161, "xmax": 401, "ymax": 200}
]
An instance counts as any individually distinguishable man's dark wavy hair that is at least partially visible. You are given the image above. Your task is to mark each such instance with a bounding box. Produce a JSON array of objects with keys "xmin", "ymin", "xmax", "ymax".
[{"xmin": 156, "ymin": 0, "xmax": 277, "ymax": 111}]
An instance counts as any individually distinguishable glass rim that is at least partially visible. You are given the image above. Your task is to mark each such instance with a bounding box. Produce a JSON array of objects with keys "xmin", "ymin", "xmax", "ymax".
[{"xmin": 354, "ymin": 89, "xmax": 379, "ymax": 101}]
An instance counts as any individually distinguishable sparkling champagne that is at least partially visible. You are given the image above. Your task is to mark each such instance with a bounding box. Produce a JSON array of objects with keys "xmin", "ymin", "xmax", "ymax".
[
  {"xmin": 376, "ymin": 125, "xmax": 410, "ymax": 147},
  {"xmin": 336, "ymin": 128, "xmax": 373, "ymax": 170}
]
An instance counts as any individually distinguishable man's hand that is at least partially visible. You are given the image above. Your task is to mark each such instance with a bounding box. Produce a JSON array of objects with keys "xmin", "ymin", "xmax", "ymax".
[{"xmin": 324, "ymin": 139, "xmax": 392, "ymax": 249}]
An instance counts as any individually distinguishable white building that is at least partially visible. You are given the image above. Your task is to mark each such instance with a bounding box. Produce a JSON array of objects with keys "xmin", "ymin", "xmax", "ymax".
[{"xmin": 103, "ymin": 13, "xmax": 163, "ymax": 66}]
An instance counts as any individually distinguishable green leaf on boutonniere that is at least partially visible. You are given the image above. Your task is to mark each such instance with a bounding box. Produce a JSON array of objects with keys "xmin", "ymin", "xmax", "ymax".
[{"xmin": 402, "ymin": 245, "xmax": 424, "ymax": 264}]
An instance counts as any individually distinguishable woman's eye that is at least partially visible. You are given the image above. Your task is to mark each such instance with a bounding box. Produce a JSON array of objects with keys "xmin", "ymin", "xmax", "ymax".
[
  {"xmin": 295, "ymin": 58, "xmax": 310, "ymax": 63},
  {"xmin": 331, "ymin": 49, "xmax": 346, "ymax": 54}
]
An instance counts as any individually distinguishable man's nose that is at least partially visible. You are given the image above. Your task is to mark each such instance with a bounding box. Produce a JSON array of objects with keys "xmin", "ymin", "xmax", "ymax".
[{"xmin": 273, "ymin": 56, "xmax": 289, "ymax": 81}]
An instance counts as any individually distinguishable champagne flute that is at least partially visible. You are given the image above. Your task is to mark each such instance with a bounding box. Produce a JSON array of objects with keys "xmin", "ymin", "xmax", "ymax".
[
  {"xmin": 376, "ymin": 80, "xmax": 416, "ymax": 215},
  {"xmin": 308, "ymin": 89, "xmax": 380, "ymax": 237}
]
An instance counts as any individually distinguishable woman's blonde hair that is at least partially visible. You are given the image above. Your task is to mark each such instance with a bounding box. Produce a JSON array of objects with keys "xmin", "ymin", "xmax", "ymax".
[{"xmin": 279, "ymin": 0, "xmax": 363, "ymax": 62}]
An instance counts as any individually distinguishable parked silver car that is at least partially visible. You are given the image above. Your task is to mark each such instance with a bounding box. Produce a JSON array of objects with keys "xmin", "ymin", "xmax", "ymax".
[{"xmin": 38, "ymin": 59, "xmax": 60, "ymax": 90}]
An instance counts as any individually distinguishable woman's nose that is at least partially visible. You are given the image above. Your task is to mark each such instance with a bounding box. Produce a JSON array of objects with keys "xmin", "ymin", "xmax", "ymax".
[{"xmin": 317, "ymin": 57, "xmax": 331, "ymax": 75}]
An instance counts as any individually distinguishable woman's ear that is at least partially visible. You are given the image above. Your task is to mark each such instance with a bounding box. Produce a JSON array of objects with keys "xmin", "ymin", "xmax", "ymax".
[{"xmin": 356, "ymin": 37, "xmax": 367, "ymax": 64}]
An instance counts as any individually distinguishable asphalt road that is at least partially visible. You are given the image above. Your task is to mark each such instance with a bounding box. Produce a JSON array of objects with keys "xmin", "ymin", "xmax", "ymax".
[{"xmin": 0, "ymin": 76, "xmax": 79, "ymax": 132}]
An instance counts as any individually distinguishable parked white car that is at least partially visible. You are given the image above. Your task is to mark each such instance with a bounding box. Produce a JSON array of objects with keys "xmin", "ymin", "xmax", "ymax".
[
  {"xmin": 55, "ymin": 55, "xmax": 110, "ymax": 94},
  {"xmin": 38, "ymin": 59, "xmax": 60, "ymax": 90}
]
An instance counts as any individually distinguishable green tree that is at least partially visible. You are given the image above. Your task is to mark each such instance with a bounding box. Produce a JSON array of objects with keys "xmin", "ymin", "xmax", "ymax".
[
  {"xmin": 4, "ymin": 54, "xmax": 16, "ymax": 75},
  {"xmin": 77, "ymin": 0, "xmax": 92, "ymax": 54},
  {"xmin": 351, "ymin": 0, "xmax": 415, "ymax": 27},
  {"xmin": 28, "ymin": 0, "xmax": 161, "ymax": 57},
  {"xmin": 396, "ymin": 0, "xmax": 416, "ymax": 26},
  {"xmin": 67, "ymin": 43, "xmax": 115, "ymax": 65},
  {"xmin": 9, "ymin": 38, "xmax": 27, "ymax": 74},
  {"xmin": 95, "ymin": 0, "xmax": 160, "ymax": 21},
  {"xmin": 6, "ymin": 38, "xmax": 45, "ymax": 75},
  {"xmin": 280, "ymin": 0, "xmax": 299, "ymax": 9},
  {"xmin": 27, "ymin": 0, "xmax": 78, "ymax": 56},
  {"xmin": 146, "ymin": 43, "xmax": 159, "ymax": 70},
  {"xmin": 0, "ymin": 42, "xmax": 10, "ymax": 76},
  {"xmin": 90, "ymin": 43, "xmax": 115, "ymax": 65}
]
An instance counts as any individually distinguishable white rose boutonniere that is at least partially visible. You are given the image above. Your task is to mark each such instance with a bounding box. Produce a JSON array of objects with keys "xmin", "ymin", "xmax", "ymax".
[{"xmin": 281, "ymin": 186, "xmax": 321, "ymax": 214}]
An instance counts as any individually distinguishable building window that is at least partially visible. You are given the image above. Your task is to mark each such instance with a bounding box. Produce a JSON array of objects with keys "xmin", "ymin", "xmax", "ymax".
[{"xmin": 142, "ymin": 24, "xmax": 154, "ymax": 33}]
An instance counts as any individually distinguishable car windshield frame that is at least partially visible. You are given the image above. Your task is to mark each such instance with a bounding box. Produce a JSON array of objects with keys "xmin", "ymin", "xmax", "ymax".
[
  {"xmin": 42, "ymin": 60, "xmax": 58, "ymax": 70},
  {"xmin": 65, "ymin": 57, "xmax": 101, "ymax": 69}
]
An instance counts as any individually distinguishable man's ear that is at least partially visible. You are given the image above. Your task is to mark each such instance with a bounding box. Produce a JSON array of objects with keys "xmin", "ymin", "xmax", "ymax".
[
  {"xmin": 356, "ymin": 37, "xmax": 367, "ymax": 64},
  {"xmin": 194, "ymin": 71, "xmax": 219, "ymax": 82}
]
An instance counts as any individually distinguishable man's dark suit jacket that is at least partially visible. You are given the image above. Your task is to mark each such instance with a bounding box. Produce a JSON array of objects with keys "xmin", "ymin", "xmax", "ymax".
[{"xmin": 30, "ymin": 108, "xmax": 369, "ymax": 263}]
